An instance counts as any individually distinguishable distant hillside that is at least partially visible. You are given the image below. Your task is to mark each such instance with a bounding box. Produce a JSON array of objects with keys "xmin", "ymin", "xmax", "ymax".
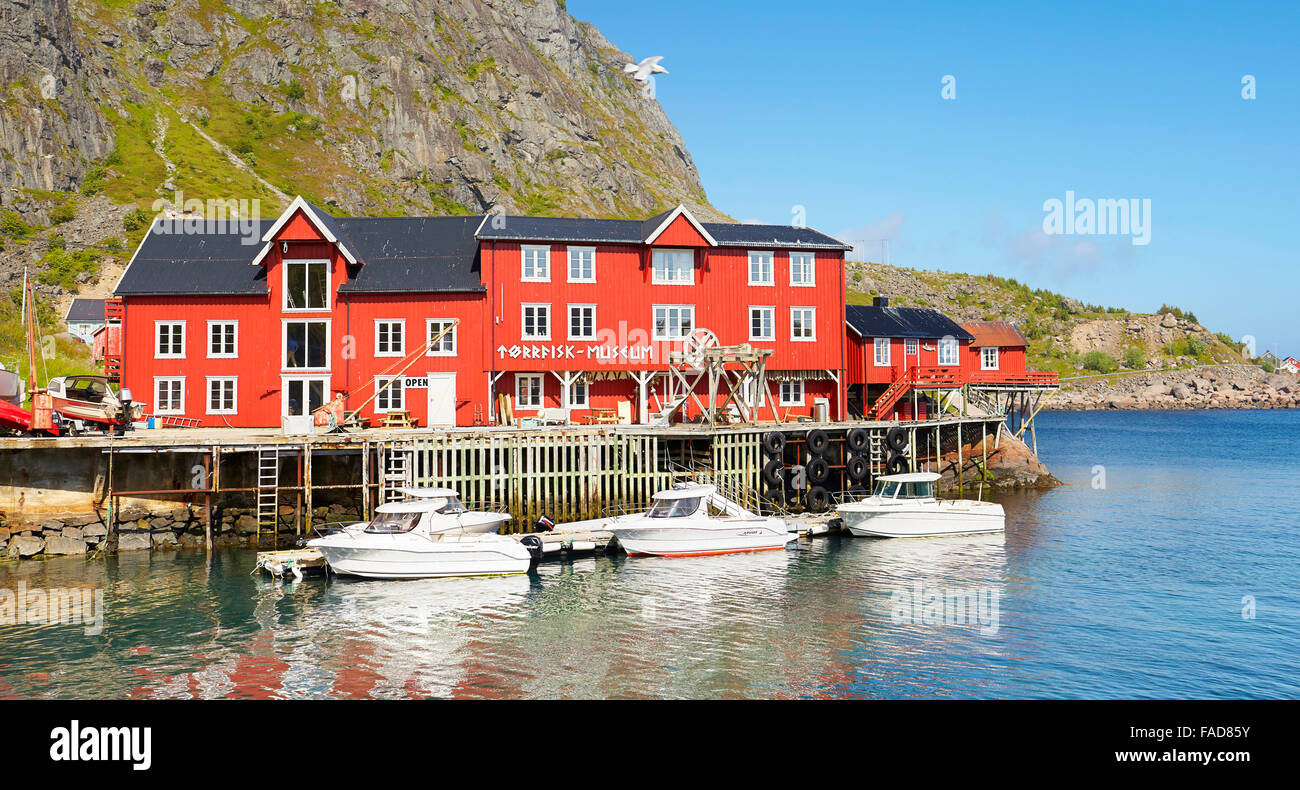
[{"xmin": 846, "ymin": 261, "xmax": 1251, "ymax": 378}]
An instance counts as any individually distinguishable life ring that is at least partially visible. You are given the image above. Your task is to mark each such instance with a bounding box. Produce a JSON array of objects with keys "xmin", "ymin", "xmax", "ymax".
[
  {"xmin": 886, "ymin": 426, "xmax": 908, "ymax": 453},
  {"xmin": 806, "ymin": 429, "xmax": 830, "ymax": 455},
  {"xmin": 805, "ymin": 486, "xmax": 830, "ymax": 512},
  {"xmin": 761, "ymin": 458, "xmax": 784, "ymax": 488},
  {"xmin": 806, "ymin": 457, "xmax": 830, "ymax": 484},
  {"xmin": 847, "ymin": 455, "xmax": 869, "ymax": 482},
  {"xmin": 846, "ymin": 428, "xmax": 869, "ymax": 452},
  {"xmin": 762, "ymin": 431, "xmax": 787, "ymax": 455},
  {"xmin": 886, "ymin": 454, "xmax": 909, "ymax": 474}
]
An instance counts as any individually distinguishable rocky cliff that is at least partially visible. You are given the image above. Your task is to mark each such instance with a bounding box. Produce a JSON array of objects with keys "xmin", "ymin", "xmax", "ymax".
[{"xmin": 0, "ymin": 0, "xmax": 713, "ymax": 221}]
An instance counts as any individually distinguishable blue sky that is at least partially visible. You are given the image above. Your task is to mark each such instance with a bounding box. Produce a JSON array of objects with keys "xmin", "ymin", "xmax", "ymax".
[{"xmin": 569, "ymin": 0, "xmax": 1300, "ymax": 355}]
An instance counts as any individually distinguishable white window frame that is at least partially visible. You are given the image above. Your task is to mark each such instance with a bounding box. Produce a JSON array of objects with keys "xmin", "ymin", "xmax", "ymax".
[
  {"xmin": 425, "ymin": 319, "xmax": 457, "ymax": 356},
  {"xmin": 748, "ymin": 250, "xmax": 774, "ymax": 286},
  {"xmin": 282, "ymin": 258, "xmax": 331, "ymax": 312},
  {"xmin": 874, "ymin": 337, "xmax": 891, "ymax": 366},
  {"xmin": 790, "ymin": 307, "xmax": 816, "ymax": 342},
  {"xmin": 516, "ymin": 373, "xmax": 543, "ymax": 409},
  {"xmin": 205, "ymin": 377, "xmax": 237, "ymax": 415},
  {"xmin": 521, "ymin": 303, "xmax": 551, "ymax": 341},
  {"xmin": 938, "ymin": 337, "xmax": 960, "ymax": 366},
  {"xmin": 282, "ymin": 318, "xmax": 332, "ymax": 372},
  {"xmin": 652, "ymin": 304, "xmax": 695, "ymax": 340},
  {"xmin": 374, "ymin": 319, "xmax": 405, "ymax": 358},
  {"xmin": 281, "ymin": 376, "xmax": 330, "ymax": 417},
  {"xmin": 567, "ymin": 246, "xmax": 596, "ymax": 283},
  {"xmin": 651, "ymin": 248, "xmax": 694, "ymax": 285},
  {"xmin": 206, "ymin": 320, "xmax": 237, "ymax": 359},
  {"xmin": 568, "ymin": 304, "xmax": 597, "ymax": 341},
  {"xmin": 154, "ymin": 377, "xmax": 185, "ymax": 415},
  {"xmin": 374, "ymin": 375, "xmax": 405, "ymax": 413},
  {"xmin": 789, "ymin": 251, "xmax": 815, "ymax": 287},
  {"xmin": 566, "ymin": 378, "xmax": 589, "ymax": 409},
  {"xmin": 155, "ymin": 321, "xmax": 185, "ymax": 359},
  {"xmin": 521, "ymin": 245, "xmax": 551, "ymax": 282},
  {"xmin": 981, "ymin": 346, "xmax": 1000, "ymax": 370},
  {"xmin": 749, "ymin": 306, "xmax": 775, "ymax": 342},
  {"xmin": 904, "ymin": 338, "xmax": 919, "ymax": 356},
  {"xmin": 779, "ymin": 380, "xmax": 805, "ymax": 407}
]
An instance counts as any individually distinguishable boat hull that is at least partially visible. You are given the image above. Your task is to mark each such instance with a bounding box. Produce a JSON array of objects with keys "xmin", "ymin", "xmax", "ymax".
[
  {"xmin": 612, "ymin": 524, "xmax": 793, "ymax": 557},
  {"xmin": 838, "ymin": 501, "xmax": 1005, "ymax": 538},
  {"xmin": 308, "ymin": 536, "xmax": 531, "ymax": 579}
]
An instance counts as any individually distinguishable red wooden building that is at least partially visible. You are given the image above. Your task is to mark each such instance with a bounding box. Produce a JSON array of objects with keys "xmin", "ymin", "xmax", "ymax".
[{"xmin": 109, "ymin": 197, "xmax": 852, "ymax": 428}]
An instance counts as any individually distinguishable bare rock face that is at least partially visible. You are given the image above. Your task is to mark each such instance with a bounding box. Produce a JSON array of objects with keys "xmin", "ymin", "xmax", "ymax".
[
  {"xmin": 940, "ymin": 432, "xmax": 1060, "ymax": 490},
  {"xmin": 6, "ymin": 535, "xmax": 46, "ymax": 558},
  {"xmin": 0, "ymin": 0, "xmax": 716, "ymax": 220}
]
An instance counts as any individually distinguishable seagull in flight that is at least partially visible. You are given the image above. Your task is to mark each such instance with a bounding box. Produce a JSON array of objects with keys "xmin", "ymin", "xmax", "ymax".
[{"xmin": 623, "ymin": 56, "xmax": 668, "ymax": 82}]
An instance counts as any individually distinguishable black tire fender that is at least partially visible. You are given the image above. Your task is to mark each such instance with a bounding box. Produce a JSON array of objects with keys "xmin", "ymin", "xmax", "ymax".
[
  {"xmin": 846, "ymin": 428, "xmax": 869, "ymax": 452},
  {"xmin": 806, "ymin": 456, "xmax": 830, "ymax": 484},
  {"xmin": 847, "ymin": 454, "xmax": 869, "ymax": 482},
  {"xmin": 762, "ymin": 431, "xmax": 787, "ymax": 455},
  {"xmin": 761, "ymin": 458, "xmax": 784, "ymax": 488},
  {"xmin": 805, "ymin": 486, "xmax": 830, "ymax": 512},
  {"xmin": 886, "ymin": 426, "xmax": 908, "ymax": 452},
  {"xmin": 806, "ymin": 429, "xmax": 830, "ymax": 455}
]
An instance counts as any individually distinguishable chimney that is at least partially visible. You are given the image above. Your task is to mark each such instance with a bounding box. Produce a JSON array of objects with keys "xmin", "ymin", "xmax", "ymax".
[{"xmin": 873, "ymin": 295, "xmax": 890, "ymax": 307}]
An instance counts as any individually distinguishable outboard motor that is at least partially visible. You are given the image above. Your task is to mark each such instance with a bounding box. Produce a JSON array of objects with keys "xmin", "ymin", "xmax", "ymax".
[
  {"xmin": 520, "ymin": 535, "xmax": 545, "ymax": 567},
  {"xmin": 118, "ymin": 388, "xmax": 134, "ymax": 433},
  {"xmin": 535, "ymin": 515, "xmax": 555, "ymax": 532}
]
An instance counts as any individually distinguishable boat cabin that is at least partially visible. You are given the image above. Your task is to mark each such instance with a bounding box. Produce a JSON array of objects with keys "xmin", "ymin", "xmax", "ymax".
[
  {"xmin": 871, "ymin": 472, "xmax": 940, "ymax": 501},
  {"xmin": 647, "ymin": 484, "xmax": 717, "ymax": 518}
]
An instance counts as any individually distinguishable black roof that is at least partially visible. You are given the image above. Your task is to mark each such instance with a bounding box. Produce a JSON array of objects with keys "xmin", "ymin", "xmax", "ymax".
[
  {"xmin": 846, "ymin": 304, "xmax": 975, "ymax": 341},
  {"xmin": 65, "ymin": 298, "xmax": 106, "ymax": 322},
  {"xmin": 116, "ymin": 215, "xmax": 484, "ymax": 296},
  {"xmin": 476, "ymin": 213, "xmax": 851, "ymax": 250}
]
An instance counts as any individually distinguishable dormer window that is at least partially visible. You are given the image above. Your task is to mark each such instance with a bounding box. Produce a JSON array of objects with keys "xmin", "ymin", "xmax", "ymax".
[{"xmin": 285, "ymin": 260, "xmax": 329, "ymax": 311}]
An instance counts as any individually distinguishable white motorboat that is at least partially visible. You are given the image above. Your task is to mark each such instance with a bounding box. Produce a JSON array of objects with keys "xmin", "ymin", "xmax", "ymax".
[
  {"xmin": 607, "ymin": 484, "xmax": 794, "ymax": 557},
  {"xmin": 837, "ymin": 472, "xmax": 1005, "ymax": 538},
  {"xmin": 307, "ymin": 488, "xmax": 531, "ymax": 578}
]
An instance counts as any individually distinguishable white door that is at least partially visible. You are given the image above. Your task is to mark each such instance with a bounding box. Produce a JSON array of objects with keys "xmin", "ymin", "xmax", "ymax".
[{"xmin": 427, "ymin": 373, "xmax": 456, "ymax": 427}]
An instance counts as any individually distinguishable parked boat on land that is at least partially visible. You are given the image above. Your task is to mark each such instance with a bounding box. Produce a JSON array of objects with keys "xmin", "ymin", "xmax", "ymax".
[
  {"xmin": 307, "ymin": 488, "xmax": 532, "ymax": 578},
  {"xmin": 837, "ymin": 472, "xmax": 1005, "ymax": 538},
  {"xmin": 46, "ymin": 374, "xmax": 143, "ymax": 429},
  {"xmin": 607, "ymin": 484, "xmax": 794, "ymax": 557}
]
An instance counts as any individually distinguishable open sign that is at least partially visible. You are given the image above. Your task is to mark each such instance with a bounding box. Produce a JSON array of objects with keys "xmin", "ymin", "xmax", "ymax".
[{"xmin": 401, "ymin": 376, "xmax": 428, "ymax": 389}]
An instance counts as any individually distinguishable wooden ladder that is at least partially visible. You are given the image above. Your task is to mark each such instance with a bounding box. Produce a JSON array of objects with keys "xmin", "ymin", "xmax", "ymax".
[
  {"xmin": 869, "ymin": 431, "xmax": 886, "ymax": 477},
  {"xmin": 256, "ymin": 448, "xmax": 281, "ymax": 540}
]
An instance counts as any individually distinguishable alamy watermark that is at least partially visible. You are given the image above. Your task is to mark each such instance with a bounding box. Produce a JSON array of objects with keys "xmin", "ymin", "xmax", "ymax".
[
  {"xmin": 1043, "ymin": 190, "xmax": 1151, "ymax": 246},
  {"xmin": 891, "ymin": 579, "xmax": 1000, "ymax": 635},
  {"xmin": 149, "ymin": 190, "xmax": 263, "ymax": 245},
  {"xmin": 0, "ymin": 582, "xmax": 104, "ymax": 635}
]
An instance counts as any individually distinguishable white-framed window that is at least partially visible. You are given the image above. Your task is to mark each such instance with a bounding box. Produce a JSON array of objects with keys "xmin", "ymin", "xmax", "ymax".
[
  {"xmin": 981, "ymin": 346, "xmax": 999, "ymax": 370},
  {"xmin": 522, "ymin": 304, "xmax": 551, "ymax": 340},
  {"xmin": 155, "ymin": 321, "xmax": 185, "ymax": 359},
  {"xmin": 567, "ymin": 246, "xmax": 595, "ymax": 283},
  {"xmin": 206, "ymin": 377, "xmax": 237, "ymax": 415},
  {"xmin": 566, "ymin": 378, "xmax": 589, "ymax": 409},
  {"xmin": 748, "ymin": 251, "xmax": 774, "ymax": 285},
  {"xmin": 651, "ymin": 249, "xmax": 694, "ymax": 285},
  {"xmin": 791, "ymin": 307, "xmax": 816, "ymax": 341},
  {"xmin": 516, "ymin": 374, "xmax": 543, "ymax": 409},
  {"xmin": 374, "ymin": 376, "xmax": 405, "ymax": 413},
  {"xmin": 789, "ymin": 252, "xmax": 815, "ymax": 286},
  {"xmin": 375, "ymin": 319, "xmax": 405, "ymax": 357},
  {"xmin": 568, "ymin": 304, "xmax": 596, "ymax": 340},
  {"xmin": 283, "ymin": 319, "xmax": 330, "ymax": 371},
  {"xmin": 904, "ymin": 338, "xmax": 918, "ymax": 356},
  {"xmin": 283, "ymin": 259, "xmax": 329, "ymax": 311},
  {"xmin": 426, "ymin": 319, "xmax": 457, "ymax": 356},
  {"xmin": 521, "ymin": 245, "xmax": 551, "ymax": 282},
  {"xmin": 154, "ymin": 377, "xmax": 184, "ymax": 414},
  {"xmin": 938, "ymin": 336, "xmax": 959, "ymax": 366},
  {"xmin": 779, "ymin": 380, "xmax": 804, "ymax": 406},
  {"xmin": 749, "ymin": 306, "xmax": 775, "ymax": 341},
  {"xmin": 652, "ymin": 305, "xmax": 695, "ymax": 340},
  {"xmin": 207, "ymin": 321, "xmax": 237, "ymax": 358},
  {"xmin": 874, "ymin": 337, "xmax": 891, "ymax": 366},
  {"xmin": 283, "ymin": 376, "xmax": 329, "ymax": 417}
]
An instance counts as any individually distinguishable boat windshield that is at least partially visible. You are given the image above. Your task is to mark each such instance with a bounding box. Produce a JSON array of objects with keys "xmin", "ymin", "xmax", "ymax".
[
  {"xmin": 873, "ymin": 481, "xmax": 900, "ymax": 498},
  {"xmin": 364, "ymin": 511, "xmax": 421, "ymax": 534},
  {"xmin": 903, "ymin": 481, "xmax": 935, "ymax": 498},
  {"xmin": 431, "ymin": 496, "xmax": 468, "ymax": 514},
  {"xmin": 647, "ymin": 497, "xmax": 702, "ymax": 518}
]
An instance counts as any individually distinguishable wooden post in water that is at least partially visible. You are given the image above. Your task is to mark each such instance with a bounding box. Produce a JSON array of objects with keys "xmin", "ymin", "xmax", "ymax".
[
  {"xmin": 203, "ymin": 449, "xmax": 213, "ymax": 551},
  {"xmin": 957, "ymin": 422, "xmax": 963, "ymax": 495},
  {"xmin": 304, "ymin": 442, "xmax": 313, "ymax": 536}
]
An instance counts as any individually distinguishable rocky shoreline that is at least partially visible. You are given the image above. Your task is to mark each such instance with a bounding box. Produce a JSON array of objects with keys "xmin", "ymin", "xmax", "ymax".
[
  {"xmin": 1048, "ymin": 364, "xmax": 1298, "ymax": 411},
  {"xmin": 1, "ymin": 502, "xmax": 365, "ymax": 560}
]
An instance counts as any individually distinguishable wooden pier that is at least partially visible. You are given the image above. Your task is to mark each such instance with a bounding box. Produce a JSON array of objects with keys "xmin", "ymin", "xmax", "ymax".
[{"xmin": 4, "ymin": 413, "xmax": 1008, "ymax": 549}]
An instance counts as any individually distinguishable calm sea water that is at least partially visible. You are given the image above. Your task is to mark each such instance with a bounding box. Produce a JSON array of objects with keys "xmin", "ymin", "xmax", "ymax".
[{"xmin": 2, "ymin": 409, "xmax": 1297, "ymax": 699}]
